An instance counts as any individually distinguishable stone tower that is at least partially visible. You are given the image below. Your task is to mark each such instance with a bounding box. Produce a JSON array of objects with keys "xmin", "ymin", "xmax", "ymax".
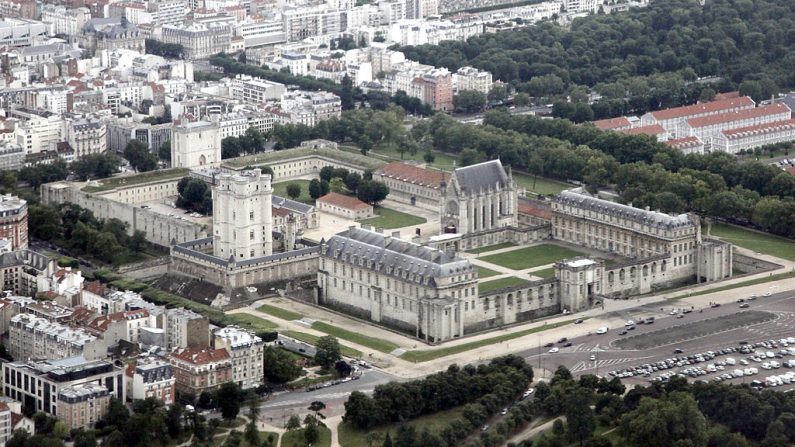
[{"xmin": 212, "ymin": 169, "xmax": 273, "ymax": 260}]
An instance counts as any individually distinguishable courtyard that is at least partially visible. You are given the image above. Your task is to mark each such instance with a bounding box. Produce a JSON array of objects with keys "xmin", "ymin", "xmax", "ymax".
[{"xmin": 478, "ymin": 244, "xmax": 586, "ymax": 270}]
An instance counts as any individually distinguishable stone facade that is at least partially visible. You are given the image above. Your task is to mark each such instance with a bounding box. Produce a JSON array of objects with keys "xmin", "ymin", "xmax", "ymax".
[
  {"xmin": 171, "ymin": 121, "xmax": 221, "ymax": 168},
  {"xmin": 212, "ymin": 169, "xmax": 273, "ymax": 260}
]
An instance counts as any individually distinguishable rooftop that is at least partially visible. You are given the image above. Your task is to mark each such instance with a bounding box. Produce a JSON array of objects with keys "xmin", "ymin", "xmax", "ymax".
[
  {"xmin": 592, "ymin": 116, "xmax": 631, "ymax": 130},
  {"xmin": 214, "ymin": 326, "xmax": 262, "ymax": 348},
  {"xmin": 621, "ymin": 124, "xmax": 665, "ymax": 136},
  {"xmin": 686, "ymin": 103, "xmax": 792, "ymax": 128},
  {"xmin": 376, "ymin": 161, "xmax": 446, "ymax": 188},
  {"xmin": 649, "ymin": 96, "xmax": 755, "ymax": 120},
  {"xmin": 317, "ymin": 192, "xmax": 371, "ymax": 210},
  {"xmin": 171, "ymin": 347, "xmax": 230, "ymax": 365},
  {"xmin": 721, "ymin": 118, "xmax": 795, "ymax": 139},
  {"xmin": 451, "ymin": 159, "xmax": 510, "ymax": 194}
]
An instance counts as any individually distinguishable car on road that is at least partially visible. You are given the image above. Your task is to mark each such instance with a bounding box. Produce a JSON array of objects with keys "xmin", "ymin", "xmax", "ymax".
[
  {"xmin": 644, "ymin": 317, "xmax": 656, "ymax": 324},
  {"xmin": 710, "ymin": 303, "xmax": 721, "ymax": 308},
  {"xmin": 740, "ymin": 303, "xmax": 750, "ymax": 308},
  {"xmin": 677, "ymin": 314, "xmax": 684, "ymax": 319},
  {"xmin": 558, "ymin": 337, "xmax": 568, "ymax": 343},
  {"xmin": 563, "ymin": 342, "xmax": 573, "ymax": 347},
  {"xmin": 764, "ymin": 292, "xmax": 772, "ymax": 297},
  {"xmin": 749, "ymin": 295, "xmax": 757, "ymax": 300},
  {"xmin": 544, "ymin": 342, "xmax": 554, "ymax": 347},
  {"xmin": 548, "ymin": 347, "xmax": 560, "ymax": 353},
  {"xmin": 619, "ymin": 330, "xmax": 628, "ymax": 335},
  {"xmin": 625, "ymin": 320, "xmax": 635, "ymax": 326},
  {"xmin": 674, "ymin": 348, "xmax": 684, "ymax": 354},
  {"xmin": 596, "ymin": 327, "xmax": 609, "ymax": 334},
  {"xmin": 500, "ymin": 408, "xmax": 508, "ymax": 415},
  {"xmin": 574, "ymin": 319, "xmax": 584, "ymax": 324},
  {"xmin": 627, "ymin": 325, "xmax": 636, "ymax": 331},
  {"xmin": 670, "ymin": 310, "xmax": 678, "ymax": 315},
  {"xmin": 590, "ymin": 354, "xmax": 596, "ymax": 361},
  {"xmin": 482, "ymin": 425, "xmax": 489, "ymax": 432},
  {"xmin": 522, "ymin": 389, "xmax": 535, "ymax": 399}
]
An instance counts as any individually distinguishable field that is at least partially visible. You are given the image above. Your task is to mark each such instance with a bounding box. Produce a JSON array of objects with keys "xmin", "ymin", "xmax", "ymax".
[
  {"xmin": 312, "ymin": 321, "xmax": 400, "ymax": 353},
  {"xmin": 708, "ymin": 223, "xmax": 795, "ymax": 261},
  {"xmin": 467, "ymin": 242, "xmax": 517, "ymax": 254},
  {"xmin": 512, "ymin": 172, "xmax": 574, "ymax": 196},
  {"xmin": 360, "ymin": 146, "xmax": 459, "ymax": 172},
  {"xmin": 338, "ymin": 407, "xmax": 465, "ymax": 447},
  {"xmin": 359, "ymin": 206, "xmax": 427, "ymax": 229},
  {"xmin": 82, "ymin": 168, "xmax": 189, "ymax": 192},
  {"xmin": 477, "ymin": 266, "xmax": 500, "ymax": 278},
  {"xmin": 532, "ymin": 268, "xmax": 556, "ymax": 279},
  {"xmin": 480, "ymin": 244, "xmax": 585, "ymax": 270},
  {"xmin": 281, "ymin": 427, "xmax": 332, "ymax": 447},
  {"xmin": 226, "ymin": 313, "xmax": 278, "ymax": 332},
  {"xmin": 400, "ymin": 318, "xmax": 582, "ymax": 363},
  {"xmin": 282, "ymin": 330, "xmax": 363, "ymax": 358},
  {"xmin": 479, "ymin": 277, "xmax": 531, "ymax": 294},
  {"xmin": 272, "ymin": 180, "xmax": 314, "ymax": 204},
  {"xmin": 257, "ymin": 304, "xmax": 303, "ymax": 321}
]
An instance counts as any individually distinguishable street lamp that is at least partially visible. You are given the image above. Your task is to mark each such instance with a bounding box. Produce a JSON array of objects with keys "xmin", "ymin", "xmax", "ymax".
[{"xmin": 594, "ymin": 344, "xmax": 600, "ymax": 378}]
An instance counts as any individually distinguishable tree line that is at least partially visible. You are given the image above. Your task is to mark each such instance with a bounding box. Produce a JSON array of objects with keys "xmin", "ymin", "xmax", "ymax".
[{"xmin": 398, "ymin": 0, "xmax": 795, "ymax": 117}]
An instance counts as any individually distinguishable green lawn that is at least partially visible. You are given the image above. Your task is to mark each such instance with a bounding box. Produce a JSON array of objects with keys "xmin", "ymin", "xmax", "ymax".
[
  {"xmin": 477, "ymin": 266, "xmax": 500, "ymax": 278},
  {"xmin": 273, "ymin": 180, "xmax": 314, "ymax": 204},
  {"xmin": 400, "ymin": 318, "xmax": 582, "ymax": 363},
  {"xmin": 358, "ymin": 146, "xmax": 459, "ymax": 172},
  {"xmin": 707, "ymin": 223, "xmax": 795, "ymax": 261},
  {"xmin": 359, "ymin": 206, "xmax": 427, "ymax": 229},
  {"xmin": 226, "ymin": 313, "xmax": 278, "ymax": 332},
  {"xmin": 338, "ymin": 407, "xmax": 465, "ymax": 447},
  {"xmin": 281, "ymin": 427, "xmax": 331, "ymax": 447},
  {"xmin": 282, "ymin": 330, "xmax": 363, "ymax": 358},
  {"xmin": 479, "ymin": 277, "xmax": 531, "ymax": 294},
  {"xmin": 681, "ymin": 271, "xmax": 795, "ymax": 299},
  {"xmin": 312, "ymin": 321, "xmax": 400, "ymax": 353},
  {"xmin": 82, "ymin": 168, "xmax": 190, "ymax": 192},
  {"xmin": 480, "ymin": 244, "xmax": 585, "ymax": 270},
  {"xmin": 467, "ymin": 242, "xmax": 517, "ymax": 254},
  {"xmin": 257, "ymin": 304, "xmax": 303, "ymax": 321},
  {"xmin": 532, "ymin": 268, "xmax": 556, "ymax": 279},
  {"xmin": 513, "ymin": 172, "xmax": 573, "ymax": 196}
]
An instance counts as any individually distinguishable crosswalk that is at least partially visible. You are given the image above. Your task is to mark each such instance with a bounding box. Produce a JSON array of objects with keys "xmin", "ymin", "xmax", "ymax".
[{"xmin": 570, "ymin": 357, "xmax": 642, "ymax": 373}]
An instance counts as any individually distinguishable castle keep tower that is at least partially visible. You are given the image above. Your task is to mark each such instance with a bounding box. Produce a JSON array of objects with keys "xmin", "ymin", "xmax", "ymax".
[{"xmin": 213, "ymin": 169, "xmax": 273, "ymax": 260}]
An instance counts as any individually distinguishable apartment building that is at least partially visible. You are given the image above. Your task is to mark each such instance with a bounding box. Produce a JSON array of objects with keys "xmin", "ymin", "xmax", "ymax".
[
  {"xmin": 230, "ymin": 75, "xmax": 287, "ymax": 104},
  {"xmin": 213, "ymin": 326, "xmax": 264, "ymax": 389},
  {"xmin": 65, "ymin": 116, "xmax": 107, "ymax": 157},
  {"xmin": 712, "ymin": 118, "xmax": 795, "ymax": 154},
  {"xmin": 0, "ymin": 142, "xmax": 24, "ymax": 171},
  {"xmin": 639, "ymin": 96, "xmax": 755, "ymax": 137},
  {"xmin": 1, "ymin": 356, "xmax": 124, "ymax": 427},
  {"xmin": 0, "ymin": 195, "xmax": 27, "ymax": 250},
  {"xmin": 40, "ymin": 4, "xmax": 91, "ymax": 36},
  {"xmin": 410, "ymin": 69, "xmax": 453, "ymax": 112},
  {"xmin": 0, "ymin": 250, "xmax": 55, "ymax": 297},
  {"xmin": 0, "ymin": 19, "xmax": 47, "ymax": 48},
  {"xmin": 681, "ymin": 103, "xmax": 792, "ymax": 145},
  {"xmin": 169, "ymin": 347, "xmax": 232, "ymax": 397},
  {"xmin": 592, "ymin": 117, "xmax": 632, "ymax": 131},
  {"xmin": 452, "ymin": 66, "xmax": 492, "ymax": 95},
  {"xmin": 14, "ymin": 113, "xmax": 65, "ymax": 155},
  {"xmin": 664, "ymin": 136, "xmax": 705, "ymax": 155},
  {"xmin": 8, "ymin": 314, "xmax": 103, "ymax": 361},
  {"xmin": 125, "ymin": 356, "xmax": 175, "ymax": 404},
  {"xmin": 162, "ymin": 307, "xmax": 210, "ymax": 350},
  {"xmin": 161, "ymin": 22, "xmax": 232, "ymax": 60}
]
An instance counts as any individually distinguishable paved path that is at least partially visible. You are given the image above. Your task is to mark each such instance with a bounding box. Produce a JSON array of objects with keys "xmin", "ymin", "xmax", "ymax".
[{"xmin": 502, "ymin": 416, "xmax": 564, "ymax": 446}]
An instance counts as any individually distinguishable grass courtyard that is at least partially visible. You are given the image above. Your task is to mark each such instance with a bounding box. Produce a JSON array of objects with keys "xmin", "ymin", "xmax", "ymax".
[
  {"xmin": 513, "ymin": 172, "xmax": 574, "ymax": 196},
  {"xmin": 272, "ymin": 179, "xmax": 314, "ymax": 204},
  {"xmin": 478, "ymin": 277, "xmax": 531, "ymax": 293},
  {"xmin": 311, "ymin": 321, "xmax": 400, "ymax": 353},
  {"xmin": 338, "ymin": 407, "xmax": 464, "ymax": 447},
  {"xmin": 707, "ymin": 223, "xmax": 795, "ymax": 261},
  {"xmin": 226, "ymin": 313, "xmax": 278, "ymax": 332},
  {"xmin": 282, "ymin": 330, "xmax": 363, "ymax": 358},
  {"xmin": 467, "ymin": 242, "xmax": 517, "ymax": 254},
  {"xmin": 281, "ymin": 427, "xmax": 331, "ymax": 447},
  {"xmin": 479, "ymin": 244, "xmax": 585, "ymax": 270},
  {"xmin": 477, "ymin": 266, "xmax": 500, "ymax": 278},
  {"xmin": 359, "ymin": 206, "xmax": 427, "ymax": 229},
  {"xmin": 257, "ymin": 303, "xmax": 303, "ymax": 321}
]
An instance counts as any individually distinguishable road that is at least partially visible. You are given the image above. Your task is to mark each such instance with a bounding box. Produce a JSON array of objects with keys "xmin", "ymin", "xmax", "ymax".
[{"xmin": 520, "ymin": 291, "xmax": 795, "ymax": 389}]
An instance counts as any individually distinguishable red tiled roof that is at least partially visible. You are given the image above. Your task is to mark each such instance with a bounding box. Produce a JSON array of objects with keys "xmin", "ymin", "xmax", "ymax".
[
  {"xmin": 621, "ymin": 124, "xmax": 665, "ymax": 136},
  {"xmin": 592, "ymin": 117, "xmax": 631, "ymax": 130},
  {"xmin": 272, "ymin": 207, "xmax": 292, "ymax": 217},
  {"xmin": 518, "ymin": 201, "xmax": 552, "ymax": 220},
  {"xmin": 650, "ymin": 96, "xmax": 755, "ymax": 120},
  {"xmin": 83, "ymin": 281, "xmax": 107, "ymax": 296},
  {"xmin": 664, "ymin": 136, "xmax": 703, "ymax": 149},
  {"xmin": 720, "ymin": 118, "xmax": 795, "ymax": 139},
  {"xmin": 714, "ymin": 91, "xmax": 740, "ymax": 101},
  {"xmin": 10, "ymin": 412, "xmax": 23, "ymax": 428},
  {"xmin": 687, "ymin": 104, "xmax": 791, "ymax": 128},
  {"xmin": 88, "ymin": 309, "xmax": 149, "ymax": 332},
  {"xmin": 171, "ymin": 347, "xmax": 230, "ymax": 365},
  {"xmin": 70, "ymin": 307, "xmax": 97, "ymax": 325},
  {"xmin": 376, "ymin": 162, "xmax": 446, "ymax": 188},
  {"xmin": 317, "ymin": 192, "xmax": 371, "ymax": 210}
]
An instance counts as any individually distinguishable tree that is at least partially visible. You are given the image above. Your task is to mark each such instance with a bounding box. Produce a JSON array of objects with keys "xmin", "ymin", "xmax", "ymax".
[
  {"xmin": 72, "ymin": 153, "xmax": 120, "ymax": 180},
  {"xmin": 315, "ymin": 335, "xmax": 342, "ymax": 370},
  {"xmin": 52, "ymin": 421, "xmax": 69, "ymax": 439},
  {"xmin": 263, "ymin": 347, "xmax": 302, "ymax": 383},
  {"xmin": 514, "ymin": 93, "xmax": 531, "ymax": 107},
  {"xmin": 341, "ymin": 75, "xmax": 356, "ymax": 110},
  {"xmin": 72, "ymin": 429, "xmax": 97, "ymax": 447},
  {"xmin": 285, "ymin": 415, "xmax": 301, "ymax": 431},
  {"xmin": 488, "ymin": 85, "xmax": 508, "ymax": 102},
  {"xmin": 124, "ymin": 140, "xmax": 158, "ymax": 172},
  {"xmin": 166, "ymin": 403, "xmax": 183, "ymax": 439},
  {"xmin": 565, "ymin": 387, "xmax": 595, "ymax": 446},
  {"xmin": 286, "ymin": 183, "xmax": 302, "ymax": 200},
  {"xmin": 176, "ymin": 177, "xmax": 212, "ymax": 214},
  {"xmin": 303, "ymin": 415, "xmax": 320, "ymax": 445},
  {"xmin": 618, "ymin": 392, "xmax": 707, "ymax": 447},
  {"xmin": 423, "ymin": 151, "xmax": 435, "ymax": 165},
  {"xmin": 345, "ymin": 172, "xmax": 362, "ymax": 193},
  {"xmin": 382, "ymin": 433, "xmax": 393, "ymax": 447},
  {"xmin": 453, "ymin": 90, "xmax": 487, "ymax": 113},
  {"xmin": 159, "ymin": 141, "xmax": 171, "ymax": 161},
  {"xmin": 356, "ymin": 180, "xmax": 389, "ymax": 205},
  {"xmin": 217, "ymin": 382, "xmax": 243, "ymax": 420},
  {"xmin": 309, "ymin": 179, "xmax": 323, "ymax": 199},
  {"xmin": 699, "ymin": 88, "xmax": 716, "ymax": 103},
  {"xmin": 320, "ymin": 166, "xmax": 335, "ymax": 182},
  {"xmin": 329, "ymin": 177, "xmax": 346, "ymax": 194},
  {"xmin": 308, "ymin": 401, "xmax": 327, "ymax": 416}
]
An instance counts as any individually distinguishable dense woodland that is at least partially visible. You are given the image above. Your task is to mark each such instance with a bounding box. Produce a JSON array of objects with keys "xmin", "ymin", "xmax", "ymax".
[
  {"xmin": 343, "ymin": 357, "xmax": 795, "ymax": 447},
  {"xmin": 399, "ymin": 0, "xmax": 795, "ymax": 117}
]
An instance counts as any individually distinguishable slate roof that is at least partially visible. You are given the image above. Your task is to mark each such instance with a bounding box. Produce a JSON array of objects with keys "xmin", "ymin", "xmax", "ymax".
[
  {"xmin": 452, "ymin": 159, "xmax": 509, "ymax": 194},
  {"xmin": 554, "ymin": 188, "xmax": 696, "ymax": 230},
  {"xmin": 322, "ymin": 227, "xmax": 474, "ymax": 287},
  {"xmin": 272, "ymin": 195, "xmax": 313, "ymax": 214}
]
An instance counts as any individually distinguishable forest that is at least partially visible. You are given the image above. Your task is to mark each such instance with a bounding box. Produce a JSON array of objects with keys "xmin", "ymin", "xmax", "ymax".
[{"xmin": 398, "ymin": 0, "xmax": 795, "ymax": 117}]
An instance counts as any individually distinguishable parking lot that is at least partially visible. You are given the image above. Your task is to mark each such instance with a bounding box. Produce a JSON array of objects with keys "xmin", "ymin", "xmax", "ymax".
[{"xmin": 519, "ymin": 290, "xmax": 795, "ymax": 391}]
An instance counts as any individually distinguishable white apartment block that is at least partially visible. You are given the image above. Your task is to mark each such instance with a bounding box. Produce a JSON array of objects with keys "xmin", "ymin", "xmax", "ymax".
[
  {"xmin": 212, "ymin": 169, "xmax": 274, "ymax": 260},
  {"xmin": 65, "ymin": 116, "xmax": 107, "ymax": 157},
  {"xmin": 160, "ymin": 22, "xmax": 232, "ymax": 60},
  {"xmin": 9, "ymin": 314, "xmax": 98, "ymax": 361},
  {"xmin": 213, "ymin": 326, "xmax": 264, "ymax": 389},
  {"xmin": 237, "ymin": 18, "xmax": 285, "ymax": 48},
  {"xmin": 25, "ymin": 88, "xmax": 69, "ymax": 114},
  {"xmin": 147, "ymin": 0, "xmax": 188, "ymax": 26},
  {"xmin": 453, "ymin": 66, "xmax": 493, "ymax": 95},
  {"xmin": 213, "ymin": 113, "xmax": 249, "ymax": 139},
  {"xmin": 0, "ymin": 19, "xmax": 47, "ymax": 48},
  {"xmin": 368, "ymin": 45, "xmax": 406, "ymax": 74},
  {"xmin": 40, "ymin": 5, "xmax": 91, "ymax": 37},
  {"xmin": 640, "ymin": 96, "xmax": 755, "ymax": 137},
  {"xmin": 712, "ymin": 119, "xmax": 795, "ymax": 154},
  {"xmin": 230, "ymin": 75, "xmax": 287, "ymax": 104},
  {"xmin": 125, "ymin": 357, "xmax": 175, "ymax": 404},
  {"xmin": 681, "ymin": 103, "xmax": 792, "ymax": 145},
  {"xmin": 14, "ymin": 114, "xmax": 64, "ymax": 155},
  {"xmin": 388, "ymin": 19, "xmax": 483, "ymax": 46},
  {"xmin": 280, "ymin": 90, "xmax": 342, "ymax": 126},
  {"xmin": 171, "ymin": 120, "xmax": 221, "ymax": 168},
  {"xmin": 562, "ymin": 0, "xmax": 597, "ymax": 13},
  {"xmin": 163, "ymin": 307, "xmax": 210, "ymax": 350}
]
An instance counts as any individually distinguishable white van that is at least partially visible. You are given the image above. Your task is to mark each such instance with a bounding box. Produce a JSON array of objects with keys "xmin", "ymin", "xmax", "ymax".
[
  {"xmin": 733, "ymin": 369, "xmax": 744, "ymax": 377},
  {"xmin": 596, "ymin": 327, "xmax": 608, "ymax": 334},
  {"xmin": 725, "ymin": 357, "xmax": 736, "ymax": 366},
  {"xmin": 770, "ymin": 361, "xmax": 781, "ymax": 369}
]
